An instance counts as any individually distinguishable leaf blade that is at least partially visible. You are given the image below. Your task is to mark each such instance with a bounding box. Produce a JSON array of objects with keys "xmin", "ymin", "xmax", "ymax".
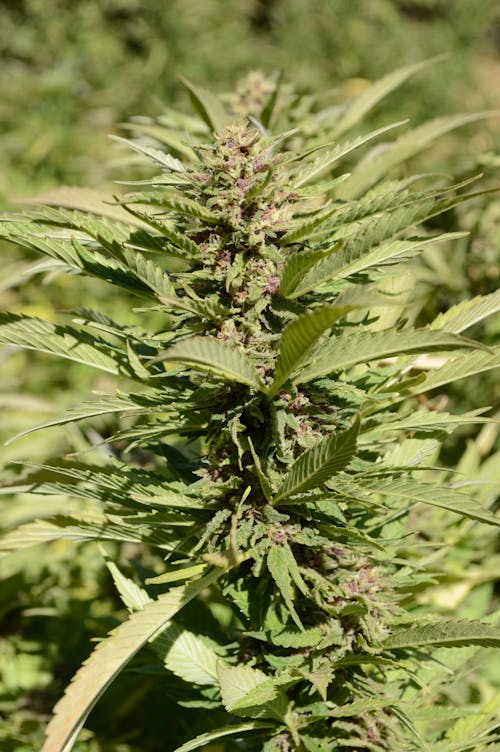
[
  {"xmin": 275, "ymin": 416, "xmax": 360, "ymax": 502},
  {"xmin": 384, "ymin": 620, "xmax": 500, "ymax": 650},
  {"xmin": 296, "ymin": 329, "xmax": 483, "ymax": 384},
  {"xmin": 153, "ymin": 336, "xmax": 265, "ymax": 391},
  {"xmin": 42, "ymin": 568, "xmax": 225, "ymax": 752},
  {"xmin": 269, "ymin": 304, "xmax": 349, "ymax": 397}
]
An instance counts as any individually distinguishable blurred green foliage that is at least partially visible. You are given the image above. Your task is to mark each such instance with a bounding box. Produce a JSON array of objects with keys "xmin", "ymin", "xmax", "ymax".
[
  {"xmin": 0, "ymin": 2, "xmax": 499, "ymax": 750},
  {"xmin": 1, "ymin": 0, "xmax": 499, "ymax": 196}
]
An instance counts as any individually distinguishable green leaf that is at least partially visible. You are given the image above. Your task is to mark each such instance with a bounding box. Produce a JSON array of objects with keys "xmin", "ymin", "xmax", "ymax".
[
  {"xmin": 146, "ymin": 564, "xmax": 208, "ymax": 585},
  {"xmin": 361, "ymin": 408, "xmax": 492, "ymax": 439},
  {"xmin": 248, "ymin": 436, "xmax": 274, "ymax": 502},
  {"xmin": 267, "ymin": 544, "xmax": 306, "ymax": 630},
  {"xmin": 358, "ymin": 479, "xmax": 500, "ymax": 527},
  {"xmin": 268, "ymin": 305, "xmax": 349, "ymax": 397},
  {"xmin": 131, "ymin": 210, "xmax": 200, "ymax": 257},
  {"xmin": 293, "ymin": 121, "xmax": 405, "ymax": 188},
  {"xmin": 152, "ymin": 336, "xmax": 265, "ymax": 391},
  {"xmin": 268, "ymin": 626, "xmax": 325, "ymax": 648},
  {"xmin": 178, "ymin": 76, "xmax": 231, "ymax": 133},
  {"xmin": 279, "ymin": 205, "xmax": 339, "ymax": 245},
  {"xmin": 402, "ymin": 347, "xmax": 500, "ymax": 399},
  {"xmin": 257, "ymin": 73, "xmax": 281, "ymax": 129},
  {"xmin": 279, "ymin": 247, "xmax": 331, "ymax": 297},
  {"xmin": 443, "ymin": 694, "xmax": 500, "ymax": 746},
  {"xmin": 331, "ymin": 56, "xmax": 446, "ymax": 138},
  {"xmin": 102, "ymin": 553, "xmax": 152, "ymax": 612},
  {"xmin": 296, "ymin": 329, "xmax": 482, "ymax": 384},
  {"xmin": 172, "ymin": 723, "xmax": 272, "ymax": 752},
  {"xmin": 5, "ymin": 391, "xmax": 167, "ymax": 444},
  {"xmin": 120, "ymin": 189, "xmax": 217, "ymax": 223},
  {"xmin": 154, "ymin": 622, "xmax": 219, "ymax": 685},
  {"xmin": 0, "ymin": 313, "xmax": 126, "ymax": 375},
  {"xmin": 384, "ymin": 620, "xmax": 500, "ymax": 650},
  {"xmin": 327, "ymin": 697, "xmax": 396, "ymax": 717},
  {"xmin": 274, "ymin": 417, "xmax": 360, "ymax": 501},
  {"xmin": 216, "ymin": 663, "xmax": 285, "ymax": 719},
  {"xmin": 41, "ymin": 568, "xmax": 225, "ymax": 752},
  {"xmin": 291, "ymin": 232, "xmax": 465, "ymax": 298},
  {"xmin": 339, "ymin": 112, "xmax": 497, "ymax": 199},
  {"xmin": 17, "ymin": 187, "xmax": 153, "ymax": 229},
  {"xmin": 430, "ymin": 289, "xmax": 500, "ymax": 333},
  {"xmin": 110, "ymin": 135, "xmax": 187, "ymax": 172}
]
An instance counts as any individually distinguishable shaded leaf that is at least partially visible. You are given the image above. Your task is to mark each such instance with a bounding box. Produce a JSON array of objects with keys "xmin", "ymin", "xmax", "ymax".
[{"xmin": 267, "ymin": 544, "xmax": 306, "ymax": 630}]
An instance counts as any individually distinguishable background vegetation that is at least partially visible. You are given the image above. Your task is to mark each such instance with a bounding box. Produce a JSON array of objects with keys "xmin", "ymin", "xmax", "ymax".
[{"xmin": 1, "ymin": 2, "xmax": 499, "ymax": 750}]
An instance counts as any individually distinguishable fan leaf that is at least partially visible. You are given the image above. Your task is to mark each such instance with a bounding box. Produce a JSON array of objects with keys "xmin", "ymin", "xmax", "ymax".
[
  {"xmin": 274, "ymin": 416, "xmax": 360, "ymax": 502},
  {"xmin": 296, "ymin": 329, "xmax": 482, "ymax": 384},
  {"xmin": 268, "ymin": 304, "xmax": 349, "ymax": 397},
  {"xmin": 384, "ymin": 620, "xmax": 500, "ymax": 650},
  {"xmin": 42, "ymin": 568, "xmax": 225, "ymax": 752},
  {"xmin": 152, "ymin": 336, "xmax": 265, "ymax": 391}
]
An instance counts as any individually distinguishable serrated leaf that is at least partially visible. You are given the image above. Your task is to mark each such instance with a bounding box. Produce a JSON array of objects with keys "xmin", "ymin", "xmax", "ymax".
[
  {"xmin": 331, "ymin": 56, "xmax": 446, "ymax": 138},
  {"xmin": 155, "ymin": 623, "xmax": 219, "ymax": 685},
  {"xmin": 382, "ymin": 438, "xmax": 439, "ymax": 468},
  {"xmin": 293, "ymin": 121, "xmax": 404, "ymax": 188},
  {"xmin": 0, "ymin": 313, "xmax": 126, "ymax": 375},
  {"xmin": 361, "ymin": 408, "xmax": 491, "ymax": 439},
  {"xmin": 384, "ymin": 620, "xmax": 500, "ymax": 650},
  {"xmin": 121, "ymin": 121, "xmax": 197, "ymax": 161},
  {"xmin": 216, "ymin": 662, "xmax": 284, "ymax": 719},
  {"xmin": 152, "ymin": 336, "xmax": 265, "ymax": 391},
  {"xmin": 172, "ymin": 722, "xmax": 272, "ymax": 752},
  {"xmin": 275, "ymin": 417, "xmax": 360, "ymax": 501},
  {"xmin": 5, "ymin": 389, "xmax": 184, "ymax": 444},
  {"xmin": 296, "ymin": 329, "xmax": 482, "ymax": 384},
  {"xmin": 146, "ymin": 564, "xmax": 208, "ymax": 585},
  {"xmin": 327, "ymin": 697, "xmax": 396, "ymax": 717},
  {"xmin": 430, "ymin": 289, "xmax": 500, "ymax": 333},
  {"xmin": 18, "ymin": 187, "xmax": 151, "ymax": 229},
  {"xmin": 121, "ymin": 189, "xmax": 217, "ymax": 223},
  {"xmin": 267, "ymin": 544, "xmax": 306, "ymax": 630},
  {"xmin": 248, "ymin": 436, "xmax": 274, "ymax": 501},
  {"xmin": 42, "ymin": 568, "xmax": 225, "ymax": 752},
  {"xmin": 268, "ymin": 626, "xmax": 324, "ymax": 648},
  {"xmin": 340, "ymin": 112, "xmax": 497, "ymax": 199},
  {"xmin": 444, "ymin": 694, "xmax": 500, "ymax": 745},
  {"xmin": 279, "ymin": 246, "xmax": 331, "ymax": 297},
  {"xmin": 402, "ymin": 347, "xmax": 500, "ymax": 399},
  {"xmin": 110, "ymin": 135, "xmax": 187, "ymax": 172},
  {"xmin": 358, "ymin": 479, "xmax": 499, "ymax": 526},
  {"xmin": 269, "ymin": 305, "xmax": 349, "ymax": 397},
  {"xmin": 117, "ymin": 203, "xmax": 199, "ymax": 258},
  {"xmin": 279, "ymin": 205, "xmax": 338, "ymax": 244},
  {"xmin": 292, "ymin": 232, "xmax": 466, "ymax": 298}
]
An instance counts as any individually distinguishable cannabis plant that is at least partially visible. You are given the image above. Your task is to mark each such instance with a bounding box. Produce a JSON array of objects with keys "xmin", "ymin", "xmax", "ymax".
[{"xmin": 1, "ymin": 68, "xmax": 499, "ymax": 752}]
